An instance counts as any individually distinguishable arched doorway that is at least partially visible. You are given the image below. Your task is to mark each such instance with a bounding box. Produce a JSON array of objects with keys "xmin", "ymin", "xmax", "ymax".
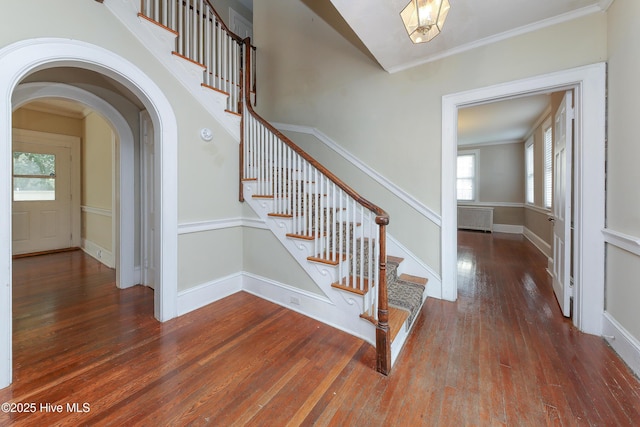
[{"xmin": 0, "ymin": 38, "xmax": 179, "ymax": 388}]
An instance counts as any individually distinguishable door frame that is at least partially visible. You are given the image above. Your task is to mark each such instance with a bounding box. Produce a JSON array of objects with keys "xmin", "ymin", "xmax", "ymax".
[
  {"xmin": 0, "ymin": 38, "xmax": 179, "ymax": 389},
  {"xmin": 11, "ymin": 129, "xmax": 81, "ymax": 254},
  {"xmin": 442, "ymin": 62, "xmax": 606, "ymax": 336}
]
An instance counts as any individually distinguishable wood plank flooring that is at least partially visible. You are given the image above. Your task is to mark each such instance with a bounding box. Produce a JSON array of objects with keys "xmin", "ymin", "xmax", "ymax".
[{"xmin": 1, "ymin": 233, "xmax": 640, "ymax": 426}]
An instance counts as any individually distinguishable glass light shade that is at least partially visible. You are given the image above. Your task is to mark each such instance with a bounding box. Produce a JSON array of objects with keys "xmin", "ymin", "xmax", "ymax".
[{"xmin": 400, "ymin": 0, "xmax": 450, "ymax": 43}]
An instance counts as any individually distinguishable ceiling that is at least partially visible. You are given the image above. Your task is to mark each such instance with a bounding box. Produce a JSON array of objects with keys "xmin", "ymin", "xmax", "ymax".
[
  {"xmin": 457, "ymin": 94, "xmax": 551, "ymax": 147},
  {"xmin": 329, "ymin": 0, "xmax": 612, "ymax": 73}
]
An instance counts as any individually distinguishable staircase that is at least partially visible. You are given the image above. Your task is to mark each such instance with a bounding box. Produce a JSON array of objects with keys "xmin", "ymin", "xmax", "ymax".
[{"xmin": 107, "ymin": 0, "xmax": 428, "ymax": 375}]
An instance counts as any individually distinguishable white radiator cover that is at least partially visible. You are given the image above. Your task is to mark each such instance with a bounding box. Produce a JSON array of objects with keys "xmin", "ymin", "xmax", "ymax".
[{"xmin": 457, "ymin": 206, "xmax": 494, "ymax": 232}]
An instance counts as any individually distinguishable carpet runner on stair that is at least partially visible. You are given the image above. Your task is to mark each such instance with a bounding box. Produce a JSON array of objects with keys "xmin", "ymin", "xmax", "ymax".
[{"xmin": 385, "ymin": 259, "xmax": 426, "ymax": 328}]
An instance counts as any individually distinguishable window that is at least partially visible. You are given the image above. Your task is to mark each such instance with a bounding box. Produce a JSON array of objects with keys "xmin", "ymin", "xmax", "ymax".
[
  {"xmin": 543, "ymin": 125, "xmax": 553, "ymax": 209},
  {"xmin": 525, "ymin": 139, "xmax": 534, "ymax": 204},
  {"xmin": 12, "ymin": 151, "xmax": 56, "ymax": 201},
  {"xmin": 457, "ymin": 153, "xmax": 476, "ymax": 201}
]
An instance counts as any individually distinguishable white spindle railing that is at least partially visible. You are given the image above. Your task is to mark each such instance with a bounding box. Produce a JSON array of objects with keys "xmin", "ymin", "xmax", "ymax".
[
  {"xmin": 243, "ymin": 112, "xmax": 382, "ymax": 316},
  {"xmin": 140, "ymin": 0, "xmax": 252, "ymax": 114}
]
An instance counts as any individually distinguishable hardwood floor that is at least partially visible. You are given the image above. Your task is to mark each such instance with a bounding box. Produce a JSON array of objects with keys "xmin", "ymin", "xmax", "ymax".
[{"xmin": 1, "ymin": 234, "xmax": 639, "ymax": 426}]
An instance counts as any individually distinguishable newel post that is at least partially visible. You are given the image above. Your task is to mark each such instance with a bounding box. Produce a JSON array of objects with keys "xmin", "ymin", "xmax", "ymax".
[{"xmin": 376, "ymin": 215, "xmax": 391, "ymax": 375}]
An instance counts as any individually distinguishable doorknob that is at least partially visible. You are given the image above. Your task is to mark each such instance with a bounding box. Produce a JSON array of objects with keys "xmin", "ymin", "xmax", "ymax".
[{"xmin": 548, "ymin": 217, "xmax": 556, "ymax": 223}]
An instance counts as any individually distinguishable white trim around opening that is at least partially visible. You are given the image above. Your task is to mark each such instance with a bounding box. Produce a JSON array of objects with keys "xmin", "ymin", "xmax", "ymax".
[
  {"xmin": 442, "ymin": 63, "xmax": 606, "ymax": 336},
  {"xmin": 0, "ymin": 38, "xmax": 179, "ymax": 389}
]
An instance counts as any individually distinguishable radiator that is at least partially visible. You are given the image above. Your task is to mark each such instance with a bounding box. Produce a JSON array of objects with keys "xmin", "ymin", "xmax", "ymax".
[{"xmin": 457, "ymin": 206, "xmax": 494, "ymax": 232}]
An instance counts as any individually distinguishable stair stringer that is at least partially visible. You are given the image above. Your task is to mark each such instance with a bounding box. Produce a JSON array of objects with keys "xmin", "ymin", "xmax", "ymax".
[
  {"xmin": 103, "ymin": 0, "xmax": 241, "ymax": 141},
  {"xmin": 243, "ymin": 181, "xmax": 377, "ymax": 345}
]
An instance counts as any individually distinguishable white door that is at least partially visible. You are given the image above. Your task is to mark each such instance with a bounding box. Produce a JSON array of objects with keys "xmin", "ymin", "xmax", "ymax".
[
  {"xmin": 141, "ymin": 111, "xmax": 155, "ymax": 289},
  {"xmin": 551, "ymin": 91, "xmax": 573, "ymax": 317},
  {"xmin": 12, "ymin": 141, "xmax": 72, "ymax": 255}
]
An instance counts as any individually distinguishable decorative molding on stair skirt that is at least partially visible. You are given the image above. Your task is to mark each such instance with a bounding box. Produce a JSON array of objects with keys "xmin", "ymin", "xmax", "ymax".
[
  {"xmin": 104, "ymin": 0, "xmax": 240, "ymax": 141},
  {"xmin": 272, "ymin": 122, "xmax": 442, "ymax": 227},
  {"xmin": 177, "ymin": 272, "xmax": 375, "ymax": 345},
  {"xmin": 602, "ymin": 228, "xmax": 640, "ymax": 257},
  {"xmin": 523, "ymin": 227, "xmax": 551, "ymax": 258},
  {"xmin": 178, "ymin": 217, "xmax": 268, "ymax": 234},
  {"xmin": 81, "ymin": 239, "xmax": 115, "ymax": 269},
  {"xmin": 242, "ymin": 273, "xmax": 372, "ymax": 344},
  {"xmin": 602, "ymin": 311, "xmax": 640, "ymax": 378}
]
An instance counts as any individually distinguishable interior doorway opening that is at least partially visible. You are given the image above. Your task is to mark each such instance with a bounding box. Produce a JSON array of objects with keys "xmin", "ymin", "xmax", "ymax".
[
  {"xmin": 442, "ymin": 63, "xmax": 606, "ymax": 337},
  {"xmin": 1, "ymin": 38, "xmax": 179, "ymax": 389},
  {"xmin": 455, "ymin": 90, "xmax": 574, "ymax": 317}
]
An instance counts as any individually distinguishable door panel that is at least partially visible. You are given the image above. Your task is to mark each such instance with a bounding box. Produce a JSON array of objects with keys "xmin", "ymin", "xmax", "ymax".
[
  {"xmin": 12, "ymin": 142, "xmax": 72, "ymax": 255},
  {"xmin": 552, "ymin": 91, "xmax": 573, "ymax": 317}
]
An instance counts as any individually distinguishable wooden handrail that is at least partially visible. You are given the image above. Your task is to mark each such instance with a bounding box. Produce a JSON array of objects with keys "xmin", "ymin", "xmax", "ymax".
[
  {"xmin": 200, "ymin": 0, "xmax": 243, "ymax": 44},
  {"xmin": 240, "ymin": 38, "xmax": 392, "ymax": 375},
  {"xmin": 240, "ymin": 39, "xmax": 389, "ymax": 226}
]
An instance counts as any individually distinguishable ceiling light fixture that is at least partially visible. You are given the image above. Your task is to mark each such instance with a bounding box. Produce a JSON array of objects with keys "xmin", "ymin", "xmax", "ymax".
[{"xmin": 401, "ymin": 0, "xmax": 450, "ymax": 44}]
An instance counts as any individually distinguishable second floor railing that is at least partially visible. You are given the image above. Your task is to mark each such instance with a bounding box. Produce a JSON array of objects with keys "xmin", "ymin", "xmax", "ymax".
[{"xmin": 139, "ymin": 0, "xmax": 256, "ymax": 114}]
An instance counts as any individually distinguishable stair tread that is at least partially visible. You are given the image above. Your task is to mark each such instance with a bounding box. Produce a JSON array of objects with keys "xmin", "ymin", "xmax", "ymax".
[
  {"xmin": 331, "ymin": 276, "xmax": 369, "ymax": 295},
  {"xmin": 307, "ymin": 252, "xmax": 347, "ymax": 266},
  {"xmin": 398, "ymin": 273, "xmax": 428, "ymax": 287},
  {"xmin": 268, "ymin": 213, "xmax": 293, "ymax": 218},
  {"xmin": 387, "ymin": 255, "xmax": 404, "ymax": 265},
  {"xmin": 286, "ymin": 232, "xmax": 322, "ymax": 241},
  {"xmin": 389, "ymin": 306, "xmax": 410, "ymax": 343}
]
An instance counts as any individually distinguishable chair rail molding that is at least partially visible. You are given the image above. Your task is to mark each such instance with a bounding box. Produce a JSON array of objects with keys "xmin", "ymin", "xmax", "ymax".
[{"xmin": 602, "ymin": 228, "xmax": 640, "ymax": 257}]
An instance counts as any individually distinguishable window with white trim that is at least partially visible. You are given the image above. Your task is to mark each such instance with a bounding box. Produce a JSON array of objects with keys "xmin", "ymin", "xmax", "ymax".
[
  {"xmin": 525, "ymin": 137, "xmax": 534, "ymax": 204},
  {"xmin": 543, "ymin": 124, "xmax": 553, "ymax": 209},
  {"xmin": 457, "ymin": 153, "xmax": 476, "ymax": 201}
]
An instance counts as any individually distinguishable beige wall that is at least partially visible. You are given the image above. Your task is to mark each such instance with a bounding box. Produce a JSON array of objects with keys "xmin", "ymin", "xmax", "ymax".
[
  {"xmin": 458, "ymin": 142, "xmax": 525, "ymax": 228},
  {"xmin": 242, "ymin": 228, "xmax": 324, "ymax": 296},
  {"xmin": 12, "ymin": 108, "xmax": 83, "ymax": 137},
  {"xmin": 82, "ymin": 112, "xmax": 114, "ymax": 252},
  {"xmin": 254, "ymin": 0, "xmax": 606, "ymax": 275},
  {"xmin": 473, "ymin": 143, "xmax": 524, "ymax": 203},
  {"xmin": 605, "ymin": 0, "xmax": 640, "ymax": 343}
]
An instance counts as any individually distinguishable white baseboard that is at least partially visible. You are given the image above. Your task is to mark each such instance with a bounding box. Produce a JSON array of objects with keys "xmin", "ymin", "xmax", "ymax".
[
  {"xmin": 175, "ymin": 271, "xmax": 374, "ymax": 344},
  {"xmin": 81, "ymin": 239, "xmax": 114, "ymax": 268},
  {"xmin": 242, "ymin": 272, "xmax": 374, "ymax": 345},
  {"xmin": 177, "ymin": 272, "xmax": 243, "ymax": 316},
  {"xmin": 603, "ymin": 311, "xmax": 640, "ymax": 377},
  {"xmin": 493, "ymin": 224, "xmax": 524, "ymax": 234},
  {"xmin": 523, "ymin": 227, "xmax": 551, "ymax": 258}
]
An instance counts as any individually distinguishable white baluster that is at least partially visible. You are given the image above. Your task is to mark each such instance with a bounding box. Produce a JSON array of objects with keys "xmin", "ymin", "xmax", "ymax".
[{"xmin": 171, "ymin": 0, "xmax": 176, "ymax": 32}]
